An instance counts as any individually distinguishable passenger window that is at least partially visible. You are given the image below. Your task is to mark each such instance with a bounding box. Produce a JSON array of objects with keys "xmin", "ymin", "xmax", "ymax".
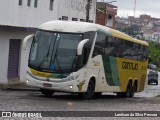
[
  {"xmin": 92, "ymin": 32, "xmax": 105, "ymax": 57},
  {"xmin": 92, "ymin": 31, "xmax": 148, "ymax": 61}
]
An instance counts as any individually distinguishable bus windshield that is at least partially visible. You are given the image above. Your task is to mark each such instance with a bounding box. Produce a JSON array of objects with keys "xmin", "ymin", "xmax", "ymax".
[{"xmin": 29, "ymin": 31, "xmax": 83, "ymax": 73}]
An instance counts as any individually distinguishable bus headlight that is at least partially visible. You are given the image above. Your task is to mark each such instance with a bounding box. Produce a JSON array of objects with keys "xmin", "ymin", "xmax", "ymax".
[{"xmin": 69, "ymin": 85, "xmax": 73, "ymax": 89}]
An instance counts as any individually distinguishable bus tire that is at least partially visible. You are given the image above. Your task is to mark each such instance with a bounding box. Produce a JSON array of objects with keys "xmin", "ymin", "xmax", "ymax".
[
  {"xmin": 94, "ymin": 92, "xmax": 102, "ymax": 98},
  {"xmin": 124, "ymin": 81, "xmax": 133, "ymax": 98},
  {"xmin": 130, "ymin": 86, "xmax": 134, "ymax": 98},
  {"xmin": 79, "ymin": 80, "xmax": 95, "ymax": 99},
  {"xmin": 130, "ymin": 81, "xmax": 137, "ymax": 98},
  {"xmin": 40, "ymin": 88, "xmax": 55, "ymax": 97},
  {"xmin": 133, "ymin": 81, "xmax": 138, "ymax": 92},
  {"xmin": 117, "ymin": 92, "xmax": 125, "ymax": 97}
]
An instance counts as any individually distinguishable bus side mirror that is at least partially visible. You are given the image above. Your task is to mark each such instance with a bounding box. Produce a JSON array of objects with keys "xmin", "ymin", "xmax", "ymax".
[
  {"xmin": 22, "ymin": 34, "xmax": 34, "ymax": 50},
  {"xmin": 77, "ymin": 39, "xmax": 89, "ymax": 55}
]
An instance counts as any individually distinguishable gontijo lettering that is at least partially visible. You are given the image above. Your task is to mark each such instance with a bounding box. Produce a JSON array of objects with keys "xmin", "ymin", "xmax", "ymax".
[{"xmin": 122, "ymin": 61, "xmax": 138, "ymax": 70}]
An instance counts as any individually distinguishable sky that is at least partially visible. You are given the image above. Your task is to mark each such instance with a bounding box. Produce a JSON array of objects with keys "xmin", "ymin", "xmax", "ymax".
[{"xmin": 100, "ymin": 0, "xmax": 160, "ymax": 18}]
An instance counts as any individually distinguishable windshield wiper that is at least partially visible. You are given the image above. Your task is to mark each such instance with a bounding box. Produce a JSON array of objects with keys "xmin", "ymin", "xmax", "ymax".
[
  {"xmin": 52, "ymin": 37, "xmax": 62, "ymax": 73},
  {"xmin": 46, "ymin": 45, "xmax": 50, "ymax": 58},
  {"xmin": 55, "ymin": 55, "xmax": 62, "ymax": 73},
  {"xmin": 72, "ymin": 56, "xmax": 78, "ymax": 70}
]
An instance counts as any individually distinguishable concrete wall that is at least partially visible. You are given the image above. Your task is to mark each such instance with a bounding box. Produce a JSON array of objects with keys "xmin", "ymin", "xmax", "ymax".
[
  {"xmin": 0, "ymin": 0, "xmax": 96, "ymax": 28},
  {"xmin": 0, "ymin": 0, "xmax": 58, "ymax": 28},
  {"xmin": 58, "ymin": 0, "xmax": 96, "ymax": 22},
  {"xmin": 0, "ymin": 30, "xmax": 34, "ymax": 84},
  {"xmin": 0, "ymin": 32, "xmax": 9, "ymax": 84},
  {"xmin": 0, "ymin": 0, "xmax": 96, "ymax": 84}
]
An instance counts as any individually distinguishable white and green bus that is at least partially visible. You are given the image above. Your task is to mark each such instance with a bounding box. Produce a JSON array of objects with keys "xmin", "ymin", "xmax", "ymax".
[{"xmin": 24, "ymin": 20, "xmax": 149, "ymax": 99}]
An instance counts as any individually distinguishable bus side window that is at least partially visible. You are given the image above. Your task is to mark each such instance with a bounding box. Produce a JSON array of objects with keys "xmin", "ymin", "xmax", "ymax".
[
  {"xmin": 136, "ymin": 44, "xmax": 147, "ymax": 61},
  {"xmin": 92, "ymin": 32, "xmax": 105, "ymax": 57},
  {"xmin": 112, "ymin": 38, "xmax": 123, "ymax": 57},
  {"xmin": 93, "ymin": 45, "xmax": 98, "ymax": 57},
  {"xmin": 82, "ymin": 31, "xmax": 95, "ymax": 64},
  {"xmin": 104, "ymin": 36, "xmax": 113, "ymax": 55},
  {"xmin": 143, "ymin": 46, "xmax": 149, "ymax": 61},
  {"xmin": 123, "ymin": 41, "xmax": 131, "ymax": 59}
]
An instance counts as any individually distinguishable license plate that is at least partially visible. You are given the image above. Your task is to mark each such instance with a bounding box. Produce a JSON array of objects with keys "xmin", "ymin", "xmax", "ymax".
[{"xmin": 43, "ymin": 83, "xmax": 52, "ymax": 87}]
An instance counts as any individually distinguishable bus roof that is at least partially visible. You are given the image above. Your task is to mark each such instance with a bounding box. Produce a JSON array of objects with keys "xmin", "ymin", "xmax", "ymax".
[
  {"xmin": 38, "ymin": 20, "xmax": 148, "ymax": 46},
  {"xmin": 39, "ymin": 20, "xmax": 97, "ymax": 33}
]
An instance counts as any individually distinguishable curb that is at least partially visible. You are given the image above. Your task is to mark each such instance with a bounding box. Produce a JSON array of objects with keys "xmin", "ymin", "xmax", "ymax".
[{"xmin": 0, "ymin": 81, "xmax": 39, "ymax": 91}]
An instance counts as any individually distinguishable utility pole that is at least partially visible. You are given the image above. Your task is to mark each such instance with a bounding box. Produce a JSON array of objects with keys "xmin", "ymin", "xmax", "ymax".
[
  {"xmin": 134, "ymin": 0, "xmax": 136, "ymax": 17},
  {"xmin": 86, "ymin": 0, "xmax": 91, "ymax": 22}
]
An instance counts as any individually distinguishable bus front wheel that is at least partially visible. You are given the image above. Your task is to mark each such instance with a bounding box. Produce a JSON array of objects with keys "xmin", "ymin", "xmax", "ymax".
[
  {"xmin": 94, "ymin": 92, "xmax": 102, "ymax": 98},
  {"xmin": 40, "ymin": 88, "xmax": 55, "ymax": 97},
  {"xmin": 79, "ymin": 80, "xmax": 95, "ymax": 99}
]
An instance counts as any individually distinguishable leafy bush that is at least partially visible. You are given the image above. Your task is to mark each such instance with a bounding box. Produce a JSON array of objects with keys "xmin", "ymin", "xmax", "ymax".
[{"xmin": 148, "ymin": 41, "xmax": 160, "ymax": 67}]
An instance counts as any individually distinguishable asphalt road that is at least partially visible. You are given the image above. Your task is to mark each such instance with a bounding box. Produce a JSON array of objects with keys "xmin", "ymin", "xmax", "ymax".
[
  {"xmin": 0, "ymin": 84, "xmax": 160, "ymax": 111},
  {"xmin": 0, "ymin": 90, "xmax": 160, "ymax": 119}
]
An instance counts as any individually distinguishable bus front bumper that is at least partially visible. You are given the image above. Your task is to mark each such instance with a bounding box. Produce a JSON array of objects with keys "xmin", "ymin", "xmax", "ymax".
[{"xmin": 26, "ymin": 75, "xmax": 86, "ymax": 93}]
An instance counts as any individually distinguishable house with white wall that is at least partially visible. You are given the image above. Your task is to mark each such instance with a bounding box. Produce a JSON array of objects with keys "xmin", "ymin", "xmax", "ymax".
[
  {"xmin": 0, "ymin": 0, "xmax": 96, "ymax": 85},
  {"xmin": 153, "ymin": 32, "xmax": 160, "ymax": 43}
]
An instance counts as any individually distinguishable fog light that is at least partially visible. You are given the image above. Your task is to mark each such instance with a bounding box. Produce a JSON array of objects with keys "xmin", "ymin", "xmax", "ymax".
[
  {"xmin": 26, "ymin": 80, "xmax": 29, "ymax": 83},
  {"xmin": 69, "ymin": 85, "xmax": 73, "ymax": 89}
]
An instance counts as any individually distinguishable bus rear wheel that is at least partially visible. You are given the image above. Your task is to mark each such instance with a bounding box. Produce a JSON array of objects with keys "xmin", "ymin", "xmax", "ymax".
[
  {"xmin": 117, "ymin": 81, "xmax": 134, "ymax": 98},
  {"xmin": 79, "ymin": 80, "xmax": 95, "ymax": 99},
  {"xmin": 131, "ymin": 81, "xmax": 137, "ymax": 97},
  {"xmin": 125, "ymin": 81, "xmax": 134, "ymax": 98},
  {"xmin": 117, "ymin": 92, "xmax": 125, "ymax": 97},
  {"xmin": 40, "ymin": 88, "xmax": 55, "ymax": 97}
]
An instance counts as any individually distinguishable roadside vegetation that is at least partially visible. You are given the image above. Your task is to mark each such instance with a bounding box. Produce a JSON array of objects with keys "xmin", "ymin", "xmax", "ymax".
[{"xmin": 148, "ymin": 41, "xmax": 160, "ymax": 71}]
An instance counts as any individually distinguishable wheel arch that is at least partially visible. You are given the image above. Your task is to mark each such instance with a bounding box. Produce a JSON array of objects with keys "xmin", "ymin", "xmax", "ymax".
[
  {"xmin": 125, "ymin": 79, "xmax": 132, "ymax": 91},
  {"xmin": 89, "ymin": 76, "xmax": 96, "ymax": 86},
  {"xmin": 128, "ymin": 79, "xmax": 133, "ymax": 85},
  {"xmin": 83, "ymin": 75, "xmax": 96, "ymax": 92}
]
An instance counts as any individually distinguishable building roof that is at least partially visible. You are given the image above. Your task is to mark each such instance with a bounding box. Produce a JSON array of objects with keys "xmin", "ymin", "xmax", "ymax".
[{"xmin": 96, "ymin": 2, "xmax": 117, "ymax": 15}]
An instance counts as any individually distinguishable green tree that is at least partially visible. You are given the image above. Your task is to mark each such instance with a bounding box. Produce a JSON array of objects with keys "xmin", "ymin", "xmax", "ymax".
[
  {"xmin": 120, "ymin": 25, "xmax": 140, "ymax": 36},
  {"xmin": 148, "ymin": 41, "xmax": 160, "ymax": 67}
]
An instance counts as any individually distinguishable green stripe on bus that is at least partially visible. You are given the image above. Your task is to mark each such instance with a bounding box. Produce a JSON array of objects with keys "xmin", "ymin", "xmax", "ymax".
[
  {"xmin": 109, "ymin": 57, "xmax": 120, "ymax": 86},
  {"xmin": 102, "ymin": 55, "xmax": 115, "ymax": 86},
  {"xmin": 102, "ymin": 56, "xmax": 120, "ymax": 86}
]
